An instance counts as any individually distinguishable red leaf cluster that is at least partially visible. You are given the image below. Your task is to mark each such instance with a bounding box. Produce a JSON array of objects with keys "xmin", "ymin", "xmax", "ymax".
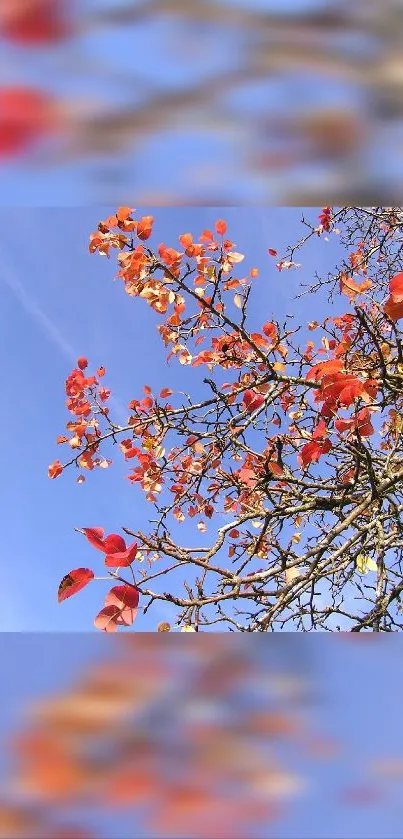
[
  {"xmin": 94, "ymin": 585, "xmax": 139, "ymax": 632},
  {"xmin": 308, "ymin": 360, "xmax": 378, "ymax": 418},
  {"xmin": 318, "ymin": 206, "xmax": 332, "ymax": 231},
  {"xmin": 82, "ymin": 528, "xmax": 138, "ymax": 568},
  {"xmin": 334, "ymin": 407, "xmax": 374, "ymax": 438}
]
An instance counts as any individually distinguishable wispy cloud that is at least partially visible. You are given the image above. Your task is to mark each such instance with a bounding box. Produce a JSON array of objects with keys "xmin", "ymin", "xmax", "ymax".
[{"xmin": 0, "ymin": 236, "xmax": 129, "ymax": 424}]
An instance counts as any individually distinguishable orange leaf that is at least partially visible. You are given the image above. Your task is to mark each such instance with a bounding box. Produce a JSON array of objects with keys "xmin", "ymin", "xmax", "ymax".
[
  {"xmin": 339, "ymin": 273, "xmax": 372, "ymax": 299},
  {"xmin": 48, "ymin": 460, "xmax": 63, "ymax": 479},
  {"xmin": 179, "ymin": 233, "xmax": 193, "ymax": 248},
  {"xmin": 117, "ymin": 206, "xmax": 134, "ymax": 221},
  {"xmin": 199, "ymin": 229, "xmax": 213, "ymax": 242},
  {"xmin": 215, "ymin": 219, "xmax": 227, "ymax": 236},
  {"xmin": 137, "ymin": 215, "xmax": 154, "ymax": 240},
  {"xmin": 262, "ymin": 321, "xmax": 277, "ymax": 341}
]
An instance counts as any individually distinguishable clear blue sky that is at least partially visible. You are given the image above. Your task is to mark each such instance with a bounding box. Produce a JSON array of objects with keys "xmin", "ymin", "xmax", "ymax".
[{"xmin": 0, "ymin": 206, "xmax": 348, "ymax": 632}]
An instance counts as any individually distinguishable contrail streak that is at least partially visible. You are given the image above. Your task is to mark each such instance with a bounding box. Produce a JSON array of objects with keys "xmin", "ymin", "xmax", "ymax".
[{"xmin": 0, "ymin": 239, "xmax": 129, "ymax": 423}]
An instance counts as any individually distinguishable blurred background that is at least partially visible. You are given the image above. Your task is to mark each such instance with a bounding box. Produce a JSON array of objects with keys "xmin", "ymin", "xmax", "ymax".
[
  {"xmin": 1, "ymin": 0, "xmax": 403, "ymax": 204},
  {"xmin": 1, "ymin": 634, "xmax": 403, "ymax": 838}
]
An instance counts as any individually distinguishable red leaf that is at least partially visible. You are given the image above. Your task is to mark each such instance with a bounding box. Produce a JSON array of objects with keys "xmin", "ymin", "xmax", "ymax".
[
  {"xmin": 82, "ymin": 527, "xmax": 106, "ymax": 551},
  {"xmin": 242, "ymin": 390, "xmax": 265, "ymax": 413},
  {"xmin": 179, "ymin": 233, "xmax": 193, "ymax": 248},
  {"xmin": 94, "ymin": 605, "xmax": 121, "ymax": 632},
  {"xmin": 105, "ymin": 585, "xmax": 139, "ymax": 626},
  {"xmin": 199, "ymin": 229, "xmax": 213, "ymax": 242},
  {"xmin": 117, "ymin": 206, "xmax": 134, "ymax": 222},
  {"xmin": 105, "ymin": 585, "xmax": 139, "ymax": 610},
  {"xmin": 389, "ymin": 272, "xmax": 403, "ymax": 303},
  {"xmin": 105, "ymin": 541, "xmax": 138, "ymax": 568},
  {"xmin": 335, "ymin": 408, "xmax": 374, "ymax": 438},
  {"xmin": 339, "ymin": 274, "xmax": 372, "ymax": 299},
  {"xmin": 77, "ymin": 357, "xmax": 88, "ymax": 370},
  {"xmin": 298, "ymin": 439, "xmax": 332, "ymax": 468},
  {"xmin": 311, "ymin": 419, "xmax": 328, "ymax": 440},
  {"xmin": 0, "ymin": 3, "xmax": 71, "ymax": 47},
  {"xmin": 58, "ymin": 568, "xmax": 94, "ymax": 603},
  {"xmin": 48, "ymin": 460, "xmax": 63, "ymax": 479},
  {"xmin": 268, "ymin": 248, "xmax": 277, "ymax": 256},
  {"xmin": 262, "ymin": 321, "xmax": 277, "ymax": 340},
  {"xmin": 103, "ymin": 533, "xmax": 127, "ymax": 554},
  {"xmin": 0, "ymin": 85, "xmax": 56, "ymax": 152},
  {"xmin": 307, "ymin": 359, "xmax": 343, "ymax": 381},
  {"xmin": 338, "ymin": 381, "xmax": 363, "ymax": 406},
  {"xmin": 137, "ymin": 215, "xmax": 154, "ymax": 240},
  {"xmin": 215, "ymin": 219, "xmax": 227, "ymax": 236},
  {"xmin": 384, "ymin": 296, "xmax": 403, "ymax": 322}
]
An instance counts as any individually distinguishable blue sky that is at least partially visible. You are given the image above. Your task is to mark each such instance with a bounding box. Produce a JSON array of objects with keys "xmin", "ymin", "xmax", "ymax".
[{"xmin": 0, "ymin": 206, "xmax": 348, "ymax": 631}]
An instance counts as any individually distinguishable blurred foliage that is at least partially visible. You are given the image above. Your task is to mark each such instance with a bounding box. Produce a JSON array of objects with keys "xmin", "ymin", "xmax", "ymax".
[{"xmin": 1, "ymin": 1, "xmax": 403, "ymax": 203}]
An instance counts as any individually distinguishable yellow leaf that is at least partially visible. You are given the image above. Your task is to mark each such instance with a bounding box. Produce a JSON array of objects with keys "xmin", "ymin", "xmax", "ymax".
[
  {"xmin": 181, "ymin": 626, "xmax": 196, "ymax": 632},
  {"xmin": 356, "ymin": 554, "xmax": 377, "ymax": 574},
  {"xmin": 286, "ymin": 567, "xmax": 300, "ymax": 584},
  {"xmin": 234, "ymin": 293, "xmax": 242, "ymax": 309},
  {"xmin": 179, "ymin": 351, "xmax": 192, "ymax": 365}
]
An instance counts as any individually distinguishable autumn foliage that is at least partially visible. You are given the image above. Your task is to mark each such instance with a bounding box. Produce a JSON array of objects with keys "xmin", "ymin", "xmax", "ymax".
[{"xmin": 49, "ymin": 207, "xmax": 403, "ymax": 631}]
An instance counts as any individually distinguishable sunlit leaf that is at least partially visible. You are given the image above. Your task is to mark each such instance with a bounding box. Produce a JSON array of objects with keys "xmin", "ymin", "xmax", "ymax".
[{"xmin": 58, "ymin": 569, "xmax": 94, "ymax": 603}]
